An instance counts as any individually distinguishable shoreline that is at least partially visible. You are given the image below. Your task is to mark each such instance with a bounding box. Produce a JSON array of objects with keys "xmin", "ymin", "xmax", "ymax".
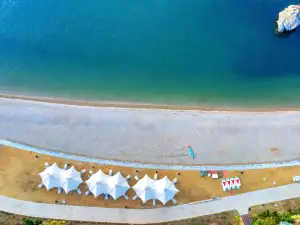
[{"xmin": 1, "ymin": 92, "xmax": 300, "ymax": 112}]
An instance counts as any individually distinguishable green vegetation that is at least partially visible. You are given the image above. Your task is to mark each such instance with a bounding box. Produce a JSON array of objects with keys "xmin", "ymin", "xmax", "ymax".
[
  {"xmin": 252, "ymin": 209, "xmax": 300, "ymax": 225},
  {"xmin": 23, "ymin": 219, "xmax": 65, "ymax": 225},
  {"xmin": 233, "ymin": 215, "xmax": 240, "ymax": 222},
  {"xmin": 23, "ymin": 218, "xmax": 42, "ymax": 225},
  {"xmin": 0, "ymin": 210, "xmax": 239, "ymax": 225}
]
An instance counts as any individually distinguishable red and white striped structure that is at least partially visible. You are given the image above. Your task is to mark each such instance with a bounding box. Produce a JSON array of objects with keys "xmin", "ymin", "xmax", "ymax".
[{"xmin": 221, "ymin": 177, "xmax": 241, "ymax": 191}]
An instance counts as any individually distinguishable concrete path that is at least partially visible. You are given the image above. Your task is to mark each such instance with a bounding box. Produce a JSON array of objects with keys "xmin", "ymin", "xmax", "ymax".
[
  {"xmin": 0, "ymin": 184, "xmax": 299, "ymax": 224},
  {"xmin": 1, "ymin": 98, "xmax": 300, "ymax": 165},
  {"xmin": 2, "ymin": 139, "xmax": 300, "ymax": 171}
]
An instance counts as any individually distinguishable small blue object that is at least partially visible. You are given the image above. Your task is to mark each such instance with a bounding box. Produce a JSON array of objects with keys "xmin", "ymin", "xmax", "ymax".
[
  {"xmin": 188, "ymin": 146, "xmax": 195, "ymax": 159},
  {"xmin": 200, "ymin": 171, "xmax": 207, "ymax": 176}
]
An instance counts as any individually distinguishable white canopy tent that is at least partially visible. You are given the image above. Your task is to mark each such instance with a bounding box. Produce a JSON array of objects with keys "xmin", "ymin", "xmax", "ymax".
[
  {"xmin": 108, "ymin": 172, "xmax": 130, "ymax": 200},
  {"xmin": 39, "ymin": 163, "xmax": 63, "ymax": 191},
  {"xmin": 85, "ymin": 170, "xmax": 110, "ymax": 198},
  {"xmin": 155, "ymin": 176, "xmax": 179, "ymax": 205},
  {"xmin": 132, "ymin": 174, "xmax": 157, "ymax": 203},
  {"xmin": 61, "ymin": 166, "xmax": 83, "ymax": 194}
]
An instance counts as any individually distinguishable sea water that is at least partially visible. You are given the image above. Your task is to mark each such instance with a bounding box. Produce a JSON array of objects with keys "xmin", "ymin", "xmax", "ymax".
[{"xmin": 0, "ymin": 0, "xmax": 299, "ymax": 107}]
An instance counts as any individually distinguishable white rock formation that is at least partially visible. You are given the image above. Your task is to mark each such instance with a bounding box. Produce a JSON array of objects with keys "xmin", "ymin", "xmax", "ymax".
[{"xmin": 276, "ymin": 5, "xmax": 300, "ymax": 33}]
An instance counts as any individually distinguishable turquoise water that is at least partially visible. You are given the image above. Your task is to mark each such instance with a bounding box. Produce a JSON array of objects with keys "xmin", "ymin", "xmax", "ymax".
[{"xmin": 0, "ymin": 0, "xmax": 300, "ymax": 107}]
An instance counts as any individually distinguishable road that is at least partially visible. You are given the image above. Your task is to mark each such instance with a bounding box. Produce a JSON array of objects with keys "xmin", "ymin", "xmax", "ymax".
[
  {"xmin": 0, "ymin": 184, "xmax": 299, "ymax": 224},
  {"xmin": 242, "ymin": 214, "xmax": 252, "ymax": 225},
  {"xmin": 1, "ymin": 98, "xmax": 300, "ymax": 165}
]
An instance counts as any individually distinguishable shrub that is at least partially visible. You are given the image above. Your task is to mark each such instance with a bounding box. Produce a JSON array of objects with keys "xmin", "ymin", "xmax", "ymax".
[
  {"xmin": 253, "ymin": 217, "xmax": 278, "ymax": 225},
  {"xmin": 291, "ymin": 214, "xmax": 300, "ymax": 223},
  {"xmin": 258, "ymin": 210, "xmax": 271, "ymax": 218},
  {"xmin": 23, "ymin": 219, "xmax": 42, "ymax": 225},
  {"xmin": 233, "ymin": 215, "xmax": 240, "ymax": 222},
  {"xmin": 278, "ymin": 212, "xmax": 293, "ymax": 223}
]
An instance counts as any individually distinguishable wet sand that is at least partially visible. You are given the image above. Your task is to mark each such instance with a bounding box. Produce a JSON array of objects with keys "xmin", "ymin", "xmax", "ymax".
[{"xmin": 1, "ymin": 97, "xmax": 300, "ymax": 165}]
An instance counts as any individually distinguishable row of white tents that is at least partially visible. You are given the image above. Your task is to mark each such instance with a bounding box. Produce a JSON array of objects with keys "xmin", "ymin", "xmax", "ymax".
[{"xmin": 39, "ymin": 163, "xmax": 179, "ymax": 205}]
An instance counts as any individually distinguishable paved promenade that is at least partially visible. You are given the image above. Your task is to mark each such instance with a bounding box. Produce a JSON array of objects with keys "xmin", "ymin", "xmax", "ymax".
[
  {"xmin": 2, "ymin": 139, "xmax": 300, "ymax": 170},
  {"xmin": 1, "ymin": 98, "xmax": 300, "ymax": 165},
  {"xmin": 0, "ymin": 184, "xmax": 299, "ymax": 224}
]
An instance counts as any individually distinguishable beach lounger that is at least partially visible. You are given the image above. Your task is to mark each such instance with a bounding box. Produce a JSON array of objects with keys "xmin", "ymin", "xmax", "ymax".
[
  {"xmin": 63, "ymin": 164, "xmax": 68, "ymax": 170},
  {"xmin": 81, "ymin": 169, "xmax": 86, "ymax": 175},
  {"xmin": 126, "ymin": 175, "xmax": 131, "ymax": 180},
  {"xmin": 124, "ymin": 195, "xmax": 129, "ymax": 200},
  {"xmin": 132, "ymin": 195, "xmax": 138, "ymax": 200},
  {"xmin": 212, "ymin": 174, "xmax": 218, "ymax": 179},
  {"xmin": 134, "ymin": 176, "xmax": 139, "ymax": 181},
  {"xmin": 38, "ymin": 183, "xmax": 44, "ymax": 188},
  {"xmin": 58, "ymin": 188, "xmax": 62, "ymax": 195},
  {"xmin": 77, "ymin": 189, "xmax": 82, "ymax": 195},
  {"xmin": 154, "ymin": 173, "xmax": 158, "ymax": 180},
  {"xmin": 85, "ymin": 191, "xmax": 91, "ymax": 196},
  {"xmin": 172, "ymin": 178, "xmax": 178, "ymax": 184},
  {"xmin": 44, "ymin": 162, "xmax": 49, "ymax": 167},
  {"xmin": 109, "ymin": 170, "xmax": 113, "ymax": 176},
  {"xmin": 172, "ymin": 199, "xmax": 177, "ymax": 204}
]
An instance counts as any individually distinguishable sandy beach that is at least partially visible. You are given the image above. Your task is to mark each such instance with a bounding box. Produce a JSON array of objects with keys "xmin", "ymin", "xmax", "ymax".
[
  {"xmin": 1, "ymin": 146, "xmax": 299, "ymax": 209},
  {"xmin": 0, "ymin": 96, "xmax": 300, "ymax": 165}
]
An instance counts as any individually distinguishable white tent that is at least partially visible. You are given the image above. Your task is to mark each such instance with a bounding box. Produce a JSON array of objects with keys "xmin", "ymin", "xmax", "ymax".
[
  {"xmin": 85, "ymin": 170, "xmax": 110, "ymax": 198},
  {"xmin": 39, "ymin": 163, "xmax": 63, "ymax": 191},
  {"xmin": 155, "ymin": 176, "xmax": 179, "ymax": 205},
  {"xmin": 61, "ymin": 166, "xmax": 83, "ymax": 194},
  {"xmin": 108, "ymin": 172, "xmax": 130, "ymax": 200},
  {"xmin": 132, "ymin": 174, "xmax": 157, "ymax": 203}
]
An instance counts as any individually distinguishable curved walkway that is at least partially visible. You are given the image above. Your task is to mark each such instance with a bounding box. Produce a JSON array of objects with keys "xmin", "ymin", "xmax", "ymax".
[
  {"xmin": 0, "ymin": 184, "xmax": 299, "ymax": 224},
  {"xmin": 2, "ymin": 139, "xmax": 300, "ymax": 170},
  {"xmin": 1, "ymin": 98, "xmax": 300, "ymax": 165}
]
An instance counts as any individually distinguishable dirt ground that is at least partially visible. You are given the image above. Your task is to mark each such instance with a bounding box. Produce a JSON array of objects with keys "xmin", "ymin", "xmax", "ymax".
[
  {"xmin": 0, "ymin": 210, "xmax": 241, "ymax": 225},
  {"xmin": 249, "ymin": 197, "xmax": 300, "ymax": 216},
  {"xmin": 151, "ymin": 210, "xmax": 242, "ymax": 225},
  {"xmin": 0, "ymin": 146, "xmax": 299, "ymax": 209}
]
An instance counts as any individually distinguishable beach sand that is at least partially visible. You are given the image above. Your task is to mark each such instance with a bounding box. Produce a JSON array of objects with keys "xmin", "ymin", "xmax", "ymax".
[
  {"xmin": 0, "ymin": 146, "xmax": 298, "ymax": 209},
  {"xmin": 1, "ymin": 96, "xmax": 300, "ymax": 165}
]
